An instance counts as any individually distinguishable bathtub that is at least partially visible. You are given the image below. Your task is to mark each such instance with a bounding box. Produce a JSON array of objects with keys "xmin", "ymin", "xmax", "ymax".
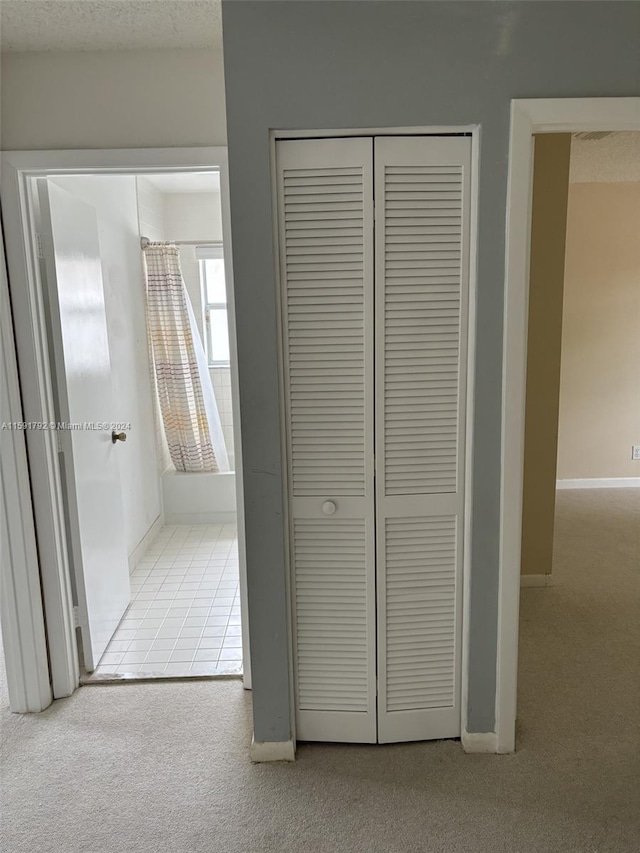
[{"xmin": 162, "ymin": 468, "xmax": 237, "ymax": 525}]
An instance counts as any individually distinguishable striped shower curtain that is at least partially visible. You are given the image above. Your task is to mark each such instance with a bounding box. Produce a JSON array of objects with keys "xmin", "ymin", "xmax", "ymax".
[{"xmin": 143, "ymin": 243, "xmax": 229, "ymax": 473}]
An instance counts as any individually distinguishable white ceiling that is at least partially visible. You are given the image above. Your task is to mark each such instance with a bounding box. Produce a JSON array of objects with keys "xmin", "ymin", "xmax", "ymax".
[
  {"xmin": 570, "ymin": 132, "xmax": 640, "ymax": 184},
  {"xmin": 145, "ymin": 172, "xmax": 220, "ymax": 194},
  {"xmin": 0, "ymin": 0, "xmax": 223, "ymax": 52}
]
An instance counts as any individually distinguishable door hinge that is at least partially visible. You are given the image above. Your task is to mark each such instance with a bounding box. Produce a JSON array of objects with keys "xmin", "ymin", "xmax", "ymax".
[
  {"xmin": 55, "ymin": 430, "xmax": 64, "ymax": 454},
  {"xmin": 35, "ymin": 233, "xmax": 45, "ymax": 260},
  {"xmin": 73, "ymin": 605, "xmax": 88, "ymax": 629}
]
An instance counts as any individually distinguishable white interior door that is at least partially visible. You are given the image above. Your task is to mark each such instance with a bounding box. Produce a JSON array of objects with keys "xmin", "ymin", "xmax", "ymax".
[
  {"xmin": 375, "ymin": 136, "xmax": 470, "ymax": 743},
  {"xmin": 277, "ymin": 138, "xmax": 377, "ymax": 743},
  {"xmin": 37, "ymin": 179, "xmax": 130, "ymax": 672}
]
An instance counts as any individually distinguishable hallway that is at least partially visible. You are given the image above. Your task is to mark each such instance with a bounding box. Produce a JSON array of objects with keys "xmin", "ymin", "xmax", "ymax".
[
  {"xmin": 517, "ymin": 488, "xmax": 640, "ymax": 760},
  {"xmin": 2, "ymin": 490, "xmax": 638, "ymax": 852}
]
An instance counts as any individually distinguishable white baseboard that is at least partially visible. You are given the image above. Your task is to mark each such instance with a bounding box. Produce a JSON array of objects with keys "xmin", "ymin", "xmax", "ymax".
[
  {"xmin": 250, "ymin": 737, "xmax": 296, "ymax": 763},
  {"xmin": 461, "ymin": 731, "xmax": 498, "ymax": 754},
  {"xmin": 128, "ymin": 514, "xmax": 163, "ymax": 574},
  {"xmin": 520, "ymin": 574, "xmax": 553, "ymax": 588},
  {"xmin": 557, "ymin": 478, "xmax": 640, "ymax": 490},
  {"xmin": 164, "ymin": 511, "xmax": 237, "ymax": 525}
]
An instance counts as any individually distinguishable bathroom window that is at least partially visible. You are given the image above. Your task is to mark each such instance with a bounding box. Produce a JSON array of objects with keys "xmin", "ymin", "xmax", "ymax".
[{"xmin": 198, "ymin": 246, "xmax": 230, "ymax": 367}]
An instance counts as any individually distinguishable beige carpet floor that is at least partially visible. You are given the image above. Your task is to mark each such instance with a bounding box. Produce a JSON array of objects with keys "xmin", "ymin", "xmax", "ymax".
[{"xmin": 1, "ymin": 489, "xmax": 639, "ymax": 852}]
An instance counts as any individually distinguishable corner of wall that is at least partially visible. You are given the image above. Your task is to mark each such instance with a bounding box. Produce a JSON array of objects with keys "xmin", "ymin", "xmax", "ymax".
[
  {"xmin": 520, "ymin": 133, "xmax": 572, "ymax": 579},
  {"xmin": 461, "ymin": 731, "xmax": 499, "ymax": 754},
  {"xmin": 127, "ymin": 514, "xmax": 164, "ymax": 574},
  {"xmin": 249, "ymin": 736, "xmax": 296, "ymax": 763}
]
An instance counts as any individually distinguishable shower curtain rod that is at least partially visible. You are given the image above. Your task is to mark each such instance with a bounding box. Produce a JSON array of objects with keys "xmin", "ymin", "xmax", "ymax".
[{"xmin": 140, "ymin": 237, "xmax": 222, "ymax": 249}]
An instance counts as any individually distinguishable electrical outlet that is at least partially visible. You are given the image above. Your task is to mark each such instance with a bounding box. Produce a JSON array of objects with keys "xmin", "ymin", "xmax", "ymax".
[{"xmin": 632, "ymin": 446, "xmax": 640, "ymax": 461}]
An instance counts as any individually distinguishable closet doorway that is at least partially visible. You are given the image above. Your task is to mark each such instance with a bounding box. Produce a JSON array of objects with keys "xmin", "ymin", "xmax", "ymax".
[
  {"xmin": 274, "ymin": 132, "xmax": 477, "ymax": 744},
  {"xmin": 1, "ymin": 149, "xmax": 250, "ymax": 699}
]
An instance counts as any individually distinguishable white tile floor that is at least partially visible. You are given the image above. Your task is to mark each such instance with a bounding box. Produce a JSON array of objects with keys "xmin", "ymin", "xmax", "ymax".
[{"xmin": 91, "ymin": 524, "xmax": 242, "ymax": 679}]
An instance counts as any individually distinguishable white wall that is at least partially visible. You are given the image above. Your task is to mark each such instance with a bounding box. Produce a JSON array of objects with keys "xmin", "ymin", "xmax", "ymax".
[
  {"xmin": 0, "ymin": 48, "xmax": 226, "ymax": 150},
  {"xmin": 209, "ymin": 368, "xmax": 234, "ymax": 466},
  {"xmin": 136, "ymin": 177, "xmax": 166, "ymax": 243},
  {"xmin": 163, "ymin": 193, "xmax": 223, "ymax": 244},
  {"xmin": 52, "ymin": 175, "xmax": 162, "ymax": 558}
]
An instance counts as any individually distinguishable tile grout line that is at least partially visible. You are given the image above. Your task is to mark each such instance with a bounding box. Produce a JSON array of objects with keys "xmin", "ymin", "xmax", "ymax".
[{"xmin": 94, "ymin": 524, "xmax": 241, "ymax": 678}]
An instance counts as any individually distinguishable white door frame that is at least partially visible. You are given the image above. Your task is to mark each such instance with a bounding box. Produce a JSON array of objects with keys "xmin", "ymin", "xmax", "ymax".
[
  {"xmin": 497, "ymin": 97, "xmax": 640, "ymax": 753},
  {"xmin": 270, "ymin": 125, "xmax": 480, "ymax": 749},
  {"xmin": 1, "ymin": 147, "xmax": 251, "ymax": 703},
  {"xmin": 1, "ymin": 223, "xmax": 53, "ymax": 713}
]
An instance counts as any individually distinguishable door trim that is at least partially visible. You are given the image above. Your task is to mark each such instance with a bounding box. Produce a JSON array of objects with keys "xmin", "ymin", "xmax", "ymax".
[
  {"xmin": 1, "ymin": 147, "xmax": 251, "ymax": 699},
  {"xmin": 499, "ymin": 97, "xmax": 640, "ymax": 754},
  {"xmin": 270, "ymin": 126, "xmax": 480, "ymax": 748},
  {"xmin": 0, "ymin": 223, "xmax": 53, "ymax": 712}
]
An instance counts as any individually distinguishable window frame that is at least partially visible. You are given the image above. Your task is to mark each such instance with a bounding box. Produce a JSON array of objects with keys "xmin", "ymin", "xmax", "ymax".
[{"xmin": 198, "ymin": 244, "xmax": 230, "ymax": 368}]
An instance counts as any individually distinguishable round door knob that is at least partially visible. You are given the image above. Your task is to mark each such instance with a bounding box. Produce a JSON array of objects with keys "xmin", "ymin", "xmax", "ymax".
[
  {"xmin": 322, "ymin": 501, "xmax": 336, "ymax": 516},
  {"xmin": 112, "ymin": 431, "xmax": 127, "ymax": 444}
]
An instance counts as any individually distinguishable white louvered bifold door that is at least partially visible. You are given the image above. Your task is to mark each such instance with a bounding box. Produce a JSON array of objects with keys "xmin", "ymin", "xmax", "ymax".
[
  {"xmin": 374, "ymin": 137, "xmax": 471, "ymax": 743},
  {"xmin": 276, "ymin": 138, "xmax": 377, "ymax": 743}
]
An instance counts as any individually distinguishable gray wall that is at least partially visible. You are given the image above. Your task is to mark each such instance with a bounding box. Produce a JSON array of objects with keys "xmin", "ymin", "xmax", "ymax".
[{"xmin": 221, "ymin": 0, "xmax": 640, "ymax": 741}]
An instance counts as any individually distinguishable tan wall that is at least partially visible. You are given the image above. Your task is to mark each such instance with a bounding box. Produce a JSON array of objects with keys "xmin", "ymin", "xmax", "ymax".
[
  {"xmin": 556, "ymin": 182, "xmax": 640, "ymax": 480},
  {"xmin": 521, "ymin": 134, "xmax": 572, "ymax": 576}
]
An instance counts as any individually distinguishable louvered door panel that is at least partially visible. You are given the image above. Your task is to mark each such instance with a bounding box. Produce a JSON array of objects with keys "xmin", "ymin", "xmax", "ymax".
[
  {"xmin": 277, "ymin": 138, "xmax": 376, "ymax": 743},
  {"xmin": 294, "ymin": 519, "xmax": 369, "ymax": 711},
  {"xmin": 285, "ymin": 162, "xmax": 366, "ymax": 497},
  {"xmin": 385, "ymin": 516, "xmax": 457, "ymax": 712},
  {"xmin": 375, "ymin": 137, "xmax": 471, "ymax": 743},
  {"xmin": 384, "ymin": 162, "xmax": 463, "ymax": 495}
]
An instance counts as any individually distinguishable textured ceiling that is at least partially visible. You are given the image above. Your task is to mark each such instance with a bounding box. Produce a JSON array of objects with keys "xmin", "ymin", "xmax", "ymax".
[
  {"xmin": 0, "ymin": 0, "xmax": 223, "ymax": 52},
  {"xmin": 570, "ymin": 132, "xmax": 640, "ymax": 184}
]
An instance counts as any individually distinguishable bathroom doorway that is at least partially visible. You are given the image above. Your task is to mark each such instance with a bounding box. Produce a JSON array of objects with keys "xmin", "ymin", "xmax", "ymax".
[
  {"xmin": 90, "ymin": 171, "xmax": 243, "ymax": 679},
  {"xmin": 2, "ymin": 149, "xmax": 250, "ymax": 695}
]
